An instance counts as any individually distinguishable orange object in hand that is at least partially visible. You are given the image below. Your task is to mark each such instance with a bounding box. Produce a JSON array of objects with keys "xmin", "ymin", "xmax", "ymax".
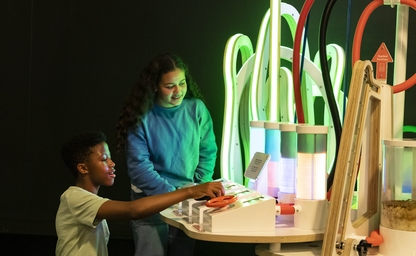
[{"xmin": 205, "ymin": 195, "xmax": 237, "ymax": 208}]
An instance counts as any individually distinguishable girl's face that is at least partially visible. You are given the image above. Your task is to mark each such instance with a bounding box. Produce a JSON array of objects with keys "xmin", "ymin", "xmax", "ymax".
[
  {"xmin": 84, "ymin": 142, "xmax": 116, "ymax": 188},
  {"xmin": 155, "ymin": 68, "xmax": 187, "ymax": 108}
]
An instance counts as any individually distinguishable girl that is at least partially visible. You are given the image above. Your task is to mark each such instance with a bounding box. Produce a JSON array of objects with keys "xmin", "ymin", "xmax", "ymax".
[{"xmin": 116, "ymin": 53, "xmax": 217, "ymax": 256}]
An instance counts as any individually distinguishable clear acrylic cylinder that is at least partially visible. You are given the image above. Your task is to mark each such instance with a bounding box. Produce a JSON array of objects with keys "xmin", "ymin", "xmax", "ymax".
[
  {"xmin": 295, "ymin": 125, "xmax": 328, "ymax": 200},
  {"xmin": 264, "ymin": 121, "xmax": 281, "ymax": 198},
  {"xmin": 279, "ymin": 123, "xmax": 297, "ymax": 196},
  {"xmin": 248, "ymin": 121, "xmax": 267, "ymax": 195},
  {"xmin": 381, "ymin": 139, "xmax": 416, "ymax": 231},
  {"xmin": 379, "ymin": 139, "xmax": 416, "ymax": 255},
  {"xmin": 278, "ymin": 123, "xmax": 297, "ymax": 222},
  {"xmin": 249, "ymin": 121, "xmax": 266, "ymax": 159}
]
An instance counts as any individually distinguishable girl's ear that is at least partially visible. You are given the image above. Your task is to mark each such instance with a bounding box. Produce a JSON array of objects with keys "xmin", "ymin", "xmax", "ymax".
[{"xmin": 77, "ymin": 163, "xmax": 88, "ymax": 175}]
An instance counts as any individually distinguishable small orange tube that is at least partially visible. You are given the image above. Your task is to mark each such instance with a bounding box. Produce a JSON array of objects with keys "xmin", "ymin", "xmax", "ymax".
[
  {"xmin": 276, "ymin": 203, "xmax": 296, "ymax": 215},
  {"xmin": 366, "ymin": 230, "xmax": 383, "ymax": 247}
]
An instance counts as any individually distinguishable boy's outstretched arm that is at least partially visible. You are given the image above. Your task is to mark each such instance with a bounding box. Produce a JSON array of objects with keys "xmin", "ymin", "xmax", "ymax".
[{"xmin": 96, "ymin": 181, "xmax": 224, "ymax": 220}]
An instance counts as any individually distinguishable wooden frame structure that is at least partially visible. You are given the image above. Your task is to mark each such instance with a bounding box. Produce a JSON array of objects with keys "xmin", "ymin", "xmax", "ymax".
[{"xmin": 322, "ymin": 60, "xmax": 392, "ymax": 255}]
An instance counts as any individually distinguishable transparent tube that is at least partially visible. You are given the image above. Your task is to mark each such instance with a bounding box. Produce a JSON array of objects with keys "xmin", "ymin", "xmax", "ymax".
[
  {"xmin": 279, "ymin": 123, "xmax": 297, "ymax": 194},
  {"xmin": 265, "ymin": 121, "xmax": 281, "ymax": 198},
  {"xmin": 249, "ymin": 121, "xmax": 267, "ymax": 195},
  {"xmin": 295, "ymin": 125, "xmax": 328, "ymax": 200},
  {"xmin": 381, "ymin": 139, "xmax": 416, "ymax": 231},
  {"xmin": 249, "ymin": 121, "xmax": 266, "ymax": 159}
]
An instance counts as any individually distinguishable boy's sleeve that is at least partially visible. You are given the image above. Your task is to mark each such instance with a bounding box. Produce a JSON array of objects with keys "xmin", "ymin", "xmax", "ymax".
[{"xmin": 66, "ymin": 189, "xmax": 109, "ymax": 227}]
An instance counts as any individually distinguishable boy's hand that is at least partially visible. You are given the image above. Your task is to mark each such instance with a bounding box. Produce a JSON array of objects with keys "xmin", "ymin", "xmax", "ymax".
[{"xmin": 188, "ymin": 182, "xmax": 224, "ymax": 199}]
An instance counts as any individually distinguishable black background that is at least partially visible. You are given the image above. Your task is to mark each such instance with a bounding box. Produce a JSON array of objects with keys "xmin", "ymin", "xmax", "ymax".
[{"xmin": 1, "ymin": 0, "xmax": 415, "ymax": 240}]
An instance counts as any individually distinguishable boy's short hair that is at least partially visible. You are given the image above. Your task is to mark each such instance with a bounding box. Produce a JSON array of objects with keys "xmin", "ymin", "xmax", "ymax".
[{"xmin": 61, "ymin": 131, "xmax": 107, "ymax": 178}]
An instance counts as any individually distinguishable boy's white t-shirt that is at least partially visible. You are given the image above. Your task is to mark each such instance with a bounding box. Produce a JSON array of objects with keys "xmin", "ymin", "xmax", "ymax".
[{"xmin": 55, "ymin": 186, "xmax": 110, "ymax": 256}]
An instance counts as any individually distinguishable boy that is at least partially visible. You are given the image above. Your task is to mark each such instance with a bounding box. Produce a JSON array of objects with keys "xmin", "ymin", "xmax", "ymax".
[{"xmin": 56, "ymin": 131, "xmax": 223, "ymax": 256}]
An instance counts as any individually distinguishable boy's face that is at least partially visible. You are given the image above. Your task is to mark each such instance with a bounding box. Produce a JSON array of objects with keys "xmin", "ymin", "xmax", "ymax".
[{"xmin": 83, "ymin": 142, "xmax": 116, "ymax": 187}]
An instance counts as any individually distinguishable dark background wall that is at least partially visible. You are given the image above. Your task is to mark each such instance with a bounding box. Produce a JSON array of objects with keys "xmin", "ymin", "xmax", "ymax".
[{"xmin": 1, "ymin": 0, "xmax": 415, "ymax": 245}]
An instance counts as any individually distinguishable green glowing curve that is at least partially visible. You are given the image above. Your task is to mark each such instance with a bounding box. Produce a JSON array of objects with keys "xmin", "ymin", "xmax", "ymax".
[
  {"xmin": 403, "ymin": 125, "xmax": 416, "ymax": 133},
  {"xmin": 221, "ymin": 34, "xmax": 254, "ymax": 184},
  {"xmin": 250, "ymin": 3, "xmax": 312, "ymax": 123},
  {"xmin": 279, "ymin": 67, "xmax": 295, "ymax": 122},
  {"xmin": 221, "ymin": 3, "xmax": 346, "ymax": 184},
  {"xmin": 269, "ymin": 0, "xmax": 281, "ymax": 121},
  {"xmin": 250, "ymin": 9, "xmax": 270, "ymax": 122}
]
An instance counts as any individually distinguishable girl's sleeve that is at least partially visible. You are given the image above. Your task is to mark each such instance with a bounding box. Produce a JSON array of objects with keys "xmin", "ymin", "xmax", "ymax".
[
  {"xmin": 126, "ymin": 127, "xmax": 176, "ymax": 195},
  {"xmin": 194, "ymin": 102, "xmax": 217, "ymax": 183}
]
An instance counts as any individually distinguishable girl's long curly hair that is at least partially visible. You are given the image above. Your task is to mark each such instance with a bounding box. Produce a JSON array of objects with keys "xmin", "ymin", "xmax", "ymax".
[{"xmin": 115, "ymin": 53, "xmax": 204, "ymax": 154}]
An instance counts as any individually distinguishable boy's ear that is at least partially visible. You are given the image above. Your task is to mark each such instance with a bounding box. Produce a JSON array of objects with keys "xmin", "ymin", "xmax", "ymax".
[{"xmin": 77, "ymin": 163, "xmax": 89, "ymax": 175}]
